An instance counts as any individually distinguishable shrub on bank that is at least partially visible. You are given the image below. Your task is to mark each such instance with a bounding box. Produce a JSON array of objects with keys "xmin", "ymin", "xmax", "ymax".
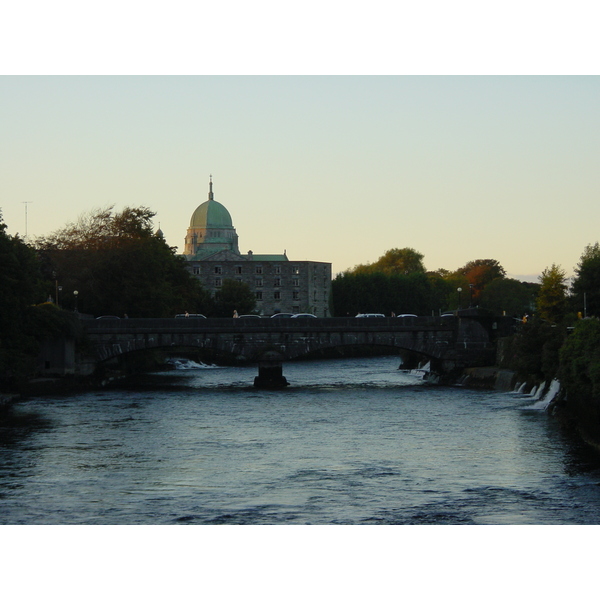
[
  {"xmin": 500, "ymin": 319, "xmax": 568, "ymax": 382},
  {"xmin": 559, "ymin": 318, "xmax": 600, "ymax": 442}
]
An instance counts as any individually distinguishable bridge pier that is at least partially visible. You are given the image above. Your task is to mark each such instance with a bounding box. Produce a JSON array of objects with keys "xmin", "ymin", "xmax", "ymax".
[{"xmin": 254, "ymin": 351, "xmax": 289, "ymax": 389}]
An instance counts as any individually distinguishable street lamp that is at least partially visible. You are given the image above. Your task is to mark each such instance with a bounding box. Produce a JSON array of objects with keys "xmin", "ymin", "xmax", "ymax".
[
  {"xmin": 457, "ymin": 287, "xmax": 462, "ymax": 313},
  {"xmin": 469, "ymin": 284, "xmax": 474, "ymax": 308},
  {"xmin": 73, "ymin": 290, "xmax": 79, "ymax": 313}
]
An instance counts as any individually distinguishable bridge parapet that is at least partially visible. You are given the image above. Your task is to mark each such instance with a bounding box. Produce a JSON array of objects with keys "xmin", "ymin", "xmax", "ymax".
[{"xmin": 81, "ymin": 314, "xmax": 507, "ymax": 379}]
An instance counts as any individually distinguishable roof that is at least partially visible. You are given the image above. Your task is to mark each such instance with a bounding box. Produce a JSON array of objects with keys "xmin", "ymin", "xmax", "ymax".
[
  {"xmin": 189, "ymin": 199, "xmax": 234, "ymax": 229},
  {"xmin": 250, "ymin": 254, "xmax": 289, "ymax": 262}
]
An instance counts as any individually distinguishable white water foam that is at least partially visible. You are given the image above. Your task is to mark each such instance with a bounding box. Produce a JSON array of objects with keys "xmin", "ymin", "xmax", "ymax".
[
  {"xmin": 532, "ymin": 384, "xmax": 545, "ymax": 400},
  {"xmin": 165, "ymin": 358, "xmax": 219, "ymax": 370},
  {"xmin": 526, "ymin": 379, "xmax": 561, "ymax": 411}
]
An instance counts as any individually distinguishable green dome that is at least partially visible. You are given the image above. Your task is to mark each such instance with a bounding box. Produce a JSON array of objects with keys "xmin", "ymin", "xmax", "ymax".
[{"xmin": 189, "ymin": 199, "xmax": 233, "ymax": 229}]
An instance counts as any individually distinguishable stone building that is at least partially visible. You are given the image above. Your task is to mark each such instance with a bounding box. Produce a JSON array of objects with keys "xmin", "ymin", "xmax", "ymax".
[{"xmin": 181, "ymin": 179, "xmax": 332, "ymax": 316}]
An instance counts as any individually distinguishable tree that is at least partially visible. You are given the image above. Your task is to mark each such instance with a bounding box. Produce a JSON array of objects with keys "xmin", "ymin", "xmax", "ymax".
[
  {"xmin": 571, "ymin": 242, "xmax": 600, "ymax": 317},
  {"xmin": 213, "ymin": 279, "xmax": 256, "ymax": 317},
  {"xmin": 479, "ymin": 278, "xmax": 538, "ymax": 317},
  {"xmin": 559, "ymin": 318, "xmax": 600, "ymax": 442},
  {"xmin": 0, "ymin": 211, "xmax": 45, "ymax": 385},
  {"xmin": 332, "ymin": 270, "xmax": 439, "ymax": 316},
  {"xmin": 456, "ymin": 259, "xmax": 506, "ymax": 304},
  {"xmin": 34, "ymin": 206, "xmax": 211, "ymax": 317},
  {"xmin": 351, "ymin": 248, "xmax": 426, "ymax": 276},
  {"xmin": 536, "ymin": 263, "xmax": 568, "ymax": 323}
]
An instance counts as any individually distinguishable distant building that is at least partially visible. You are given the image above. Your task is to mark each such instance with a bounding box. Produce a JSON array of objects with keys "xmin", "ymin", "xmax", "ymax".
[{"xmin": 181, "ymin": 178, "xmax": 332, "ymax": 316}]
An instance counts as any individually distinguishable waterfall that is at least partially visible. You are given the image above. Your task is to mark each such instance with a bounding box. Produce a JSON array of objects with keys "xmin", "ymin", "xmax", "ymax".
[
  {"xmin": 533, "ymin": 385, "xmax": 545, "ymax": 400},
  {"xmin": 527, "ymin": 379, "xmax": 561, "ymax": 410},
  {"xmin": 512, "ymin": 381, "xmax": 527, "ymax": 393}
]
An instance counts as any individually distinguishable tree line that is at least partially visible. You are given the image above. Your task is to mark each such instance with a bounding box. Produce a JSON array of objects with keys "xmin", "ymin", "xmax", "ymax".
[{"xmin": 331, "ymin": 247, "xmax": 539, "ymax": 317}]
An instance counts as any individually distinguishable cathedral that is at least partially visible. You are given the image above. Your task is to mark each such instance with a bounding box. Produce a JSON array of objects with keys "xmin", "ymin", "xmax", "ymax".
[{"xmin": 181, "ymin": 178, "xmax": 332, "ymax": 316}]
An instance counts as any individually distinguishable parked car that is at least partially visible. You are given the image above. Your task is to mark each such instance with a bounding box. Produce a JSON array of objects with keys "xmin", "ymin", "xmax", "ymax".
[
  {"xmin": 291, "ymin": 313, "xmax": 317, "ymax": 318},
  {"xmin": 397, "ymin": 314, "xmax": 418, "ymax": 318},
  {"xmin": 238, "ymin": 314, "xmax": 262, "ymax": 318},
  {"xmin": 271, "ymin": 313, "xmax": 294, "ymax": 318},
  {"xmin": 96, "ymin": 315, "xmax": 120, "ymax": 320},
  {"xmin": 355, "ymin": 313, "xmax": 385, "ymax": 318},
  {"xmin": 175, "ymin": 313, "xmax": 206, "ymax": 318}
]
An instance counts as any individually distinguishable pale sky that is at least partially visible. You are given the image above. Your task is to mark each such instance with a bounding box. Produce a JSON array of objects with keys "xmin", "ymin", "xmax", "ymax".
[{"xmin": 2, "ymin": 7, "xmax": 598, "ymax": 283}]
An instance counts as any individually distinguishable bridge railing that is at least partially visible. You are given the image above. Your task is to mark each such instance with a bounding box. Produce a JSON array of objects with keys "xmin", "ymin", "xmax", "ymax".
[{"xmin": 82, "ymin": 316, "xmax": 459, "ymax": 334}]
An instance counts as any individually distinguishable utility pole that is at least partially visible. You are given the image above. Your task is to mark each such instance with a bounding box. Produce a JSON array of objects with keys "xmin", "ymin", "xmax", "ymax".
[{"xmin": 22, "ymin": 201, "xmax": 33, "ymax": 241}]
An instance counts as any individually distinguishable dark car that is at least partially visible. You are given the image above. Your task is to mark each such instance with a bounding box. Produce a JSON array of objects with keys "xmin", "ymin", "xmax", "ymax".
[{"xmin": 271, "ymin": 313, "xmax": 294, "ymax": 318}]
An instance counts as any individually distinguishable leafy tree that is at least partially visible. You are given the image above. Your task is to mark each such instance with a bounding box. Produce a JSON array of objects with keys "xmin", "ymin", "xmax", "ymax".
[
  {"xmin": 503, "ymin": 319, "xmax": 567, "ymax": 380},
  {"xmin": 559, "ymin": 318, "xmax": 600, "ymax": 441},
  {"xmin": 213, "ymin": 279, "xmax": 256, "ymax": 317},
  {"xmin": 351, "ymin": 248, "xmax": 426, "ymax": 276},
  {"xmin": 571, "ymin": 242, "xmax": 600, "ymax": 317},
  {"xmin": 456, "ymin": 259, "xmax": 506, "ymax": 303},
  {"xmin": 536, "ymin": 263, "xmax": 568, "ymax": 323},
  {"xmin": 332, "ymin": 271, "xmax": 439, "ymax": 316},
  {"xmin": 34, "ymin": 206, "xmax": 211, "ymax": 317},
  {"xmin": 426, "ymin": 272, "xmax": 457, "ymax": 314},
  {"xmin": 0, "ymin": 211, "xmax": 46, "ymax": 386},
  {"xmin": 438, "ymin": 272, "xmax": 470, "ymax": 311},
  {"xmin": 479, "ymin": 278, "xmax": 538, "ymax": 317}
]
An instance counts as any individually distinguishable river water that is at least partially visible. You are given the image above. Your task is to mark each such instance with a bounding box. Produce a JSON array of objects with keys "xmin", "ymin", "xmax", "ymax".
[{"xmin": 2, "ymin": 356, "xmax": 600, "ymax": 525}]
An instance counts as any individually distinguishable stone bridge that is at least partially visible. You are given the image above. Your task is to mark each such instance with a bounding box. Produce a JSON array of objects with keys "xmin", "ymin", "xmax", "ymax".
[{"xmin": 81, "ymin": 311, "xmax": 515, "ymax": 387}]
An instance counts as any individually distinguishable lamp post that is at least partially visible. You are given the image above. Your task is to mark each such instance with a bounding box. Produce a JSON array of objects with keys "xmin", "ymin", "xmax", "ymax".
[
  {"xmin": 73, "ymin": 290, "xmax": 79, "ymax": 313},
  {"xmin": 457, "ymin": 287, "xmax": 462, "ymax": 314},
  {"xmin": 53, "ymin": 272, "xmax": 62, "ymax": 308},
  {"xmin": 469, "ymin": 284, "xmax": 474, "ymax": 308}
]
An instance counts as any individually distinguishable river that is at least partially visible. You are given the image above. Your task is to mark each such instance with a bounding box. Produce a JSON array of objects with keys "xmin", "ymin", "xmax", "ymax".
[{"xmin": 2, "ymin": 356, "xmax": 600, "ymax": 526}]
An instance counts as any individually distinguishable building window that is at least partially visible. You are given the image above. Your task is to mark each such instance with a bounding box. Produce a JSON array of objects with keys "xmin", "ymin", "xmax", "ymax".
[
  {"xmin": 293, "ymin": 291, "xmax": 299, "ymax": 300},
  {"xmin": 236, "ymin": 266, "xmax": 242, "ymax": 274},
  {"xmin": 292, "ymin": 266, "xmax": 300, "ymax": 274},
  {"xmin": 256, "ymin": 291, "xmax": 263, "ymax": 300},
  {"xmin": 256, "ymin": 279, "xmax": 263, "ymax": 287},
  {"xmin": 255, "ymin": 266, "xmax": 263, "ymax": 274},
  {"xmin": 275, "ymin": 266, "xmax": 281, "ymax": 274},
  {"xmin": 215, "ymin": 278, "xmax": 222, "ymax": 287},
  {"xmin": 274, "ymin": 278, "xmax": 281, "ymax": 287},
  {"xmin": 193, "ymin": 267, "xmax": 200, "ymax": 275},
  {"xmin": 274, "ymin": 291, "xmax": 281, "ymax": 300},
  {"xmin": 292, "ymin": 278, "xmax": 299, "ymax": 287},
  {"xmin": 214, "ymin": 266, "xmax": 222, "ymax": 274}
]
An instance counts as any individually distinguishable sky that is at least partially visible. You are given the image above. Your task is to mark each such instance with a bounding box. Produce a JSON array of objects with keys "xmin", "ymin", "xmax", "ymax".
[
  {"xmin": 2, "ymin": 4, "xmax": 599, "ymax": 287},
  {"xmin": 2, "ymin": 75, "xmax": 599, "ymax": 282}
]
